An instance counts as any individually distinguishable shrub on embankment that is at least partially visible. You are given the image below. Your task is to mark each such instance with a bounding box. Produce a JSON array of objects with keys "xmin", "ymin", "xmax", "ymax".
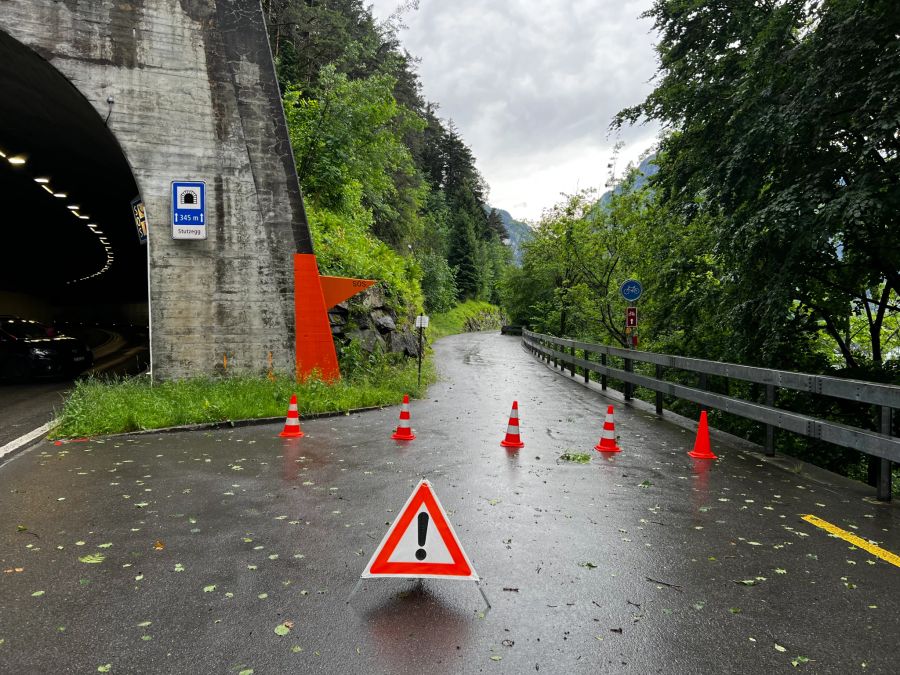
[{"xmin": 49, "ymin": 359, "xmax": 434, "ymax": 439}]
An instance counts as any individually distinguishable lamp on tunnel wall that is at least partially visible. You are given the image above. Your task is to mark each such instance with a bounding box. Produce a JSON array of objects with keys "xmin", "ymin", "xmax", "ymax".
[{"xmin": 105, "ymin": 96, "xmax": 114, "ymax": 125}]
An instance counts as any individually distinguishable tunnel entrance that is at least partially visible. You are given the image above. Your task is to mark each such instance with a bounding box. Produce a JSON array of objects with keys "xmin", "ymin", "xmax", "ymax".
[{"xmin": 0, "ymin": 30, "xmax": 148, "ymax": 376}]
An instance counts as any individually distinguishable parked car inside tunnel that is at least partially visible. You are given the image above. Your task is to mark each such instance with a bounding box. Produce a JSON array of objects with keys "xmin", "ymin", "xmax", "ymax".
[{"xmin": 0, "ymin": 316, "xmax": 93, "ymax": 380}]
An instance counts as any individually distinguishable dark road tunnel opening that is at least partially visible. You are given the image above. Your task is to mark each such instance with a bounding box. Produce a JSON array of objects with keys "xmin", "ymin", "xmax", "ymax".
[{"xmin": 0, "ymin": 30, "xmax": 149, "ymax": 377}]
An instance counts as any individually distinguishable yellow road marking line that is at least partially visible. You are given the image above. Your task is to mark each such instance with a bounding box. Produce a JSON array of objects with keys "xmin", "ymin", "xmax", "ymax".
[{"xmin": 802, "ymin": 514, "xmax": 900, "ymax": 569}]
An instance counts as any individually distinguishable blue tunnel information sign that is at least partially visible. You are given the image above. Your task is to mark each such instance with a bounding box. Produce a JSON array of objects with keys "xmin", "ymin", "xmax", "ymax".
[{"xmin": 171, "ymin": 181, "xmax": 206, "ymax": 240}]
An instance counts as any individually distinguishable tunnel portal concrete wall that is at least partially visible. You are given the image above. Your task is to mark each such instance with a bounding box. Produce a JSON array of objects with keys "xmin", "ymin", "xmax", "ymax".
[{"xmin": 0, "ymin": 0, "xmax": 312, "ymax": 379}]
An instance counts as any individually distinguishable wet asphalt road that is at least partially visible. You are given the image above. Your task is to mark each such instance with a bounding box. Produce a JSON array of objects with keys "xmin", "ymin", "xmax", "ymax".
[
  {"xmin": 0, "ymin": 336, "xmax": 149, "ymax": 448},
  {"xmin": 0, "ymin": 380, "xmax": 72, "ymax": 447},
  {"xmin": 1, "ymin": 332, "xmax": 898, "ymax": 674}
]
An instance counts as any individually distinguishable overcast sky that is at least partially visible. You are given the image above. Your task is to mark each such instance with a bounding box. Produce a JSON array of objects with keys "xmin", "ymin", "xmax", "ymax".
[{"xmin": 368, "ymin": 0, "xmax": 661, "ymax": 222}]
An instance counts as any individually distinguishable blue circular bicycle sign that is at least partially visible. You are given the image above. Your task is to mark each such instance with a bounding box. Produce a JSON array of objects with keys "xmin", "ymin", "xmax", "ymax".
[{"xmin": 620, "ymin": 279, "xmax": 643, "ymax": 302}]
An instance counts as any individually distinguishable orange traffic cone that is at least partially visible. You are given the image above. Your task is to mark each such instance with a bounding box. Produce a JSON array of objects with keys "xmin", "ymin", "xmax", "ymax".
[
  {"xmin": 279, "ymin": 394, "xmax": 304, "ymax": 438},
  {"xmin": 500, "ymin": 401, "xmax": 525, "ymax": 448},
  {"xmin": 391, "ymin": 394, "xmax": 416, "ymax": 441},
  {"xmin": 594, "ymin": 405, "xmax": 621, "ymax": 453},
  {"xmin": 688, "ymin": 410, "xmax": 717, "ymax": 459}
]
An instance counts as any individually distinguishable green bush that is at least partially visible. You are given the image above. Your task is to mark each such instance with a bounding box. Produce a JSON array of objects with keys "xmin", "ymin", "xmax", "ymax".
[{"xmin": 430, "ymin": 301, "xmax": 507, "ymax": 339}]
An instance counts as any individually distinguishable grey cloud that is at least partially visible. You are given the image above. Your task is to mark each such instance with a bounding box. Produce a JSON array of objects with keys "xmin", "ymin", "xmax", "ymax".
[{"xmin": 371, "ymin": 0, "xmax": 661, "ymax": 216}]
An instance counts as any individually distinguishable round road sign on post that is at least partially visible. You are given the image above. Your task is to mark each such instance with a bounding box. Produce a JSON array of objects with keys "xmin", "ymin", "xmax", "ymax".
[{"xmin": 620, "ymin": 279, "xmax": 642, "ymax": 302}]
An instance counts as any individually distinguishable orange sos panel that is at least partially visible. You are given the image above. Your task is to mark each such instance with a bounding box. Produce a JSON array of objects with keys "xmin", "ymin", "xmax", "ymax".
[{"xmin": 293, "ymin": 254, "xmax": 376, "ymax": 382}]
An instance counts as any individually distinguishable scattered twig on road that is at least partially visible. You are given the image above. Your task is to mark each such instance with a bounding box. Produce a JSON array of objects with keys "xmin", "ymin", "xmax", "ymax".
[
  {"xmin": 645, "ymin": 576, "xmax": 683, "ymax": 592},
  {"xmin": 502, "ymin": 587, "xmax": 519, "ymax": 592},
  {"xmin": 626, "ymin": 599, "xmax": 642, "ymax": 608}
]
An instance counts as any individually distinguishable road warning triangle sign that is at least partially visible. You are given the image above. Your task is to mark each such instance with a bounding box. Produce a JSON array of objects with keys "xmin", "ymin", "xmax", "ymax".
[{"xmin": 362, "ymin": 480, "xmax": 478, "ymax": 580}]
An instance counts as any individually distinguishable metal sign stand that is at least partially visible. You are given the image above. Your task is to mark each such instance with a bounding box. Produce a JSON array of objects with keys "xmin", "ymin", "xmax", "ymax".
[{"xmin": 415, "ymin": 315, "xmax": 429, "ymax": 388}]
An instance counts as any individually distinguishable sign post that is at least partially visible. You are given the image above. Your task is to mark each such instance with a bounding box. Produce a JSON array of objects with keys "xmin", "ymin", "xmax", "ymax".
[
  {"xmin": 415, "ymin": 315, "xmax": 429, "ymax": 388},
  {"xmin": 619, "ymin": 280, "xmax": 642, "ymax": 401}
]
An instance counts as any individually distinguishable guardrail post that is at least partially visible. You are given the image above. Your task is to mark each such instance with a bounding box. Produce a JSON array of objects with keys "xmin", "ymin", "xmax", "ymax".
[
  {"xmin": 569, "ymin": 345, "xmax": 576, "ymax": 377},
  {"xmin": 624, "ymin": 356, "xmax": 633, "ymax": 401},
  {"xmin": 655, "ymin": 364, "xmax": 663, "ymax": 415},
  {"xmin": 878, "ymin": 406, "xmax": 893, "ymax": 502},
  {"xmin": 697, "ymin": 372, "xmax": 707, "ymax": 415},
  {"xmin": 601, "ymin": 353, "xmax": 607, "ymax": 390},
  {"xmin": 765, "ymin": 384, "xmax": 776, "ymax": 457},
  {"xmin": 584, "ymin": 350, "xmax": 590, "ymax": 383}
]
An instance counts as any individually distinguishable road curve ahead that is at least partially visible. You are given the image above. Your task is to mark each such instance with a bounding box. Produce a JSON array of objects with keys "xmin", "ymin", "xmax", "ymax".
[{"xmin": 0, "ymin": 332, "xmax": 898, "ymax": 674}]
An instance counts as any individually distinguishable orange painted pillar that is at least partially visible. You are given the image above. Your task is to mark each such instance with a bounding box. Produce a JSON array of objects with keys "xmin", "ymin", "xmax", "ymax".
[{"xmin": 293, "ymin": 253, "xmax": 340, "ymax": 382}]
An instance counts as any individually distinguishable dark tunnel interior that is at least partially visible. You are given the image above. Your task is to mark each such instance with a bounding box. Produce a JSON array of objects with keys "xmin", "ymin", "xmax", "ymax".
[{"xmin": 0, "ymin": 30, "xmax": 148, "ymax": 327}]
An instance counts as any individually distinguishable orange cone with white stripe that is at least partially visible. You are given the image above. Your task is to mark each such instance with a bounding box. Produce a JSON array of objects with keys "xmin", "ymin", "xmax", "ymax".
[
  {"xmin": 279, "ymin": 394, "xmax": 304, "ymax": 438},
  {"xmin": 594, "ymin": 405, "xmax": 621, "ymax": 453},
  {"xmin": 687, "ymin": 410, "xmax": 717, "ymax": 459},
  {"xmin": 391, "ymin": 394, "xmax": 416, "ymax": 441},
  {"xmin": 500, "ymin": 401, "xmax": 525, "ymax": 448}
]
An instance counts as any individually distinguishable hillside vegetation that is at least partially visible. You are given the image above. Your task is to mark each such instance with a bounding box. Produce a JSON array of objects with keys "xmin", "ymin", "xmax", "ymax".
[{"xmin": 266, "ymin": 0, "xmax": 512, "ymax": 344}]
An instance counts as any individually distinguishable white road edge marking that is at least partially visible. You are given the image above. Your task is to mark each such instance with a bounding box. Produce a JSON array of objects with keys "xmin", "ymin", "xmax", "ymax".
[{"xmin": 0, "ymin": 422, "xmax": 53, "ymax": 462}]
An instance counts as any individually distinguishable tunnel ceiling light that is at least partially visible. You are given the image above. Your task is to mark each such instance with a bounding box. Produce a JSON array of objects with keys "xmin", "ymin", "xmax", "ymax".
[
  {"xmin": 0, "ymin": 150, "xmax": 6, "ymax": 158},
  {"xmin": 41, "ymin": 185, "xmax": 54, "ymax": 194},
  {"xmin": 34, "ymin": 177, "xmax": 50, "ymax": 184},
  {"xmin": 8, "ymin": 156, "xmax": 26, "ymax": 165},
  {"xmin": 78, "ymin": 215, "xmax": 89, "ymax": 220},
  {"xmin": 67, "ymin": 205, "xmax": 79, "ymax": 210},
  {"xmin": 53, "ymin": 193, "xmax": 67, "ymax": 198}
]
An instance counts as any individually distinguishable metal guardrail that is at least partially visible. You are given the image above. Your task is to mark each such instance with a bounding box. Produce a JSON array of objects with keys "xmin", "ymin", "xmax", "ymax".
[{"xmin": 522, "ymin": 329, "xmax": 899, "ymax": 501}]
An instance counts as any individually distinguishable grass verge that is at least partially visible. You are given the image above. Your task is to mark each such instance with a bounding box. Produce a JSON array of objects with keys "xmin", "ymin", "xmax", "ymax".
[
  {"xmin": 430, "ymin": 300, "xmax": 507, "ymax": 339},
  {"xmin": 50, "ymin": 358, "xmax": 435, "ymax": 439}
]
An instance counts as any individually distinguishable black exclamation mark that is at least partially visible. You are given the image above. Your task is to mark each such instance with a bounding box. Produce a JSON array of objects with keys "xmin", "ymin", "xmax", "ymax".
[{"xmin": 416, "ymin": 512, "xmax": 429, "ymax": 560}]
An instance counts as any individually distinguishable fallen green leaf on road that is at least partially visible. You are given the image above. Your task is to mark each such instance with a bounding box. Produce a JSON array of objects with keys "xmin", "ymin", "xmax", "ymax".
[
  {"xmin": 79, "ymin": 553, "xmax": 106, "ymax": 564},
  {"xmin": 203, "ymin": 585, "xmax": 216, "ymax": 593},
  {"xmin": 137, "ymin": 621, "xmax": 152, "ymax": 627},
  {"xmin": 639, "ymin": 480, "xmax": 653, "ymax": 488},
  {"xmin": 775, "ymin": 644, "xmax": 786, "ymax": 653},
  {"xmin": 490, "ymin": 655, "xmax": 502, "ymax": 661},
  {"xmin": 97, "ymin": 665, "xmax": 111, "ymax": 673},
  {"xmin": 291, "ymin": 645, "xmax": 303, "ymax": 653},
  {"xmin": 274, "ymin": 622, "xmax": 292, "ymax": 636},
  {"xmin": 97, "ymin": 543, "xmax": 113, "ymax": 549},
  {"xmin": 560, "ymin": 452, "xmax": 591, "ymax": 463},
  {"xmin": 579, "ymin": 562, "xmax": 598, "ymax": 569},
  {"xmin": 173, "ymin": 563, "xmax": 184, "ymax": 572},
  {"xmin": 729, "ymin": 607, "xmax": 742, "ymax": 614},
  {"xmin": 791, "ymin": 656, "xmax": 810, "ymax": 667},
  {"xmin": 775, "ymin": 568, "xmax": 787, "ymax": 574},
  {"xmin": 31, "ymin": 590, "xmax": 45, "ymax": 597}
]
